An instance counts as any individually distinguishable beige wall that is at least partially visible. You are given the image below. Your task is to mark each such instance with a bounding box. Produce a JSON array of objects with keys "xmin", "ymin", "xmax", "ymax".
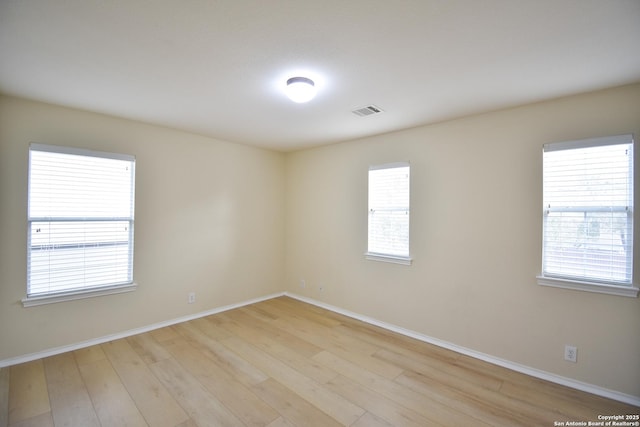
[
  {"xmin": 285, "ymin": 83, "xmax": 640, "ymax": 397},
  {"xmin": 2, "ymin": 84, "xmax": 639, "ymax": 399},
  {"xmin": 0, "ymin": 96, "xmax": 286, "ymax": 360}
]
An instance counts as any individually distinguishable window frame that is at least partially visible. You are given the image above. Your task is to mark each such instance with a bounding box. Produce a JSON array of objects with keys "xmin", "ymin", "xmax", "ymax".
[
  {"xmin": 365, "ymin": 162, "xmax": 412, "ymax": 265},
  {"xmin": 23, "ymin": 143, "xmax": 137, "ymax": 307},
  {"xmin": 537, "ymin": 134, "xmax": 638, "ymax": 298}
]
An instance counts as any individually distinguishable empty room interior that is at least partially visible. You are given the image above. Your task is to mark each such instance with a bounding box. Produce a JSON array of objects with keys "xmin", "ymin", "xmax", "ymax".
[{"xmin": 1, "ymin": 1, "xmax": 640, "ymax": 426}]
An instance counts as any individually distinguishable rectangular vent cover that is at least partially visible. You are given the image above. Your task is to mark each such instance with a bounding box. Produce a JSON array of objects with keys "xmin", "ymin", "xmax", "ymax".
[{"xmin": 352, "ymin": 105, "xmax": 384, "ymax": 117}]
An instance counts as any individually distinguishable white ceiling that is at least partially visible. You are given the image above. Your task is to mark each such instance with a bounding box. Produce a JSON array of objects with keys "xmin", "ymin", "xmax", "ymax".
[{"xmin": 1, "ymin": 1, "xmax": 639, "ymax": 152}]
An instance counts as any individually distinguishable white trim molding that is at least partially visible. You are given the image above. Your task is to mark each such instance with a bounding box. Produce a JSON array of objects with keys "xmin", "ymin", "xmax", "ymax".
[
  {"xmin": 1, "ymin": 292, "xmax": 284, "ymax": 368},
  {"xmin": 365, "ymin": 252, "xmax": 413, "ymax": 265},
  {"xmin": 22, "ymin": 283, "xmax": 138, "ymax": 307},
  {"xmin": 3, "ymin": 290, "xmax": 638, "ymax": 407},
  {"xmin": 284, "ymin": 292, "xmax": 640, "ymax": 407},
  {"xmin": 537, "ymin": 276, "xmax": 639, "ymax": 298}
]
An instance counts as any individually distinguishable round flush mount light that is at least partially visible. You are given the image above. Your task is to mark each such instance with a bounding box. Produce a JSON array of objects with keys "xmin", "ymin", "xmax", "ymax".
[{"xmin": 285, "ymin": 76, "xmax": 317, "ymax": 103}]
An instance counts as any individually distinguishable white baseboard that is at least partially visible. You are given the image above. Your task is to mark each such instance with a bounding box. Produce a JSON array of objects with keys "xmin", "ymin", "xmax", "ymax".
[
  {"xmin": 2, "ymin": 290, "xmax": 638, "ymax": 407},
  {"xmin": 284, "ymin": 292, "xmax": 640, "ymax": 407},
  {"xmin": 0, "ymin": 292, "xmax": 285, "ymax": 369}
]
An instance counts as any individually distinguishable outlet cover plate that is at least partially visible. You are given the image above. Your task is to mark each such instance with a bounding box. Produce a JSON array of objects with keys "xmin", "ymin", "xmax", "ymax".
[{"xmin": 564, "ymin": 345, "xmax": 577, "ymax": 362}]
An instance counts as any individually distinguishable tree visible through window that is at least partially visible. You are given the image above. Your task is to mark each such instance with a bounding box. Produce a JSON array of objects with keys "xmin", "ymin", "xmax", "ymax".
[{"xmin": 27, "ymin": 143, "xmax": 136, "ymax": 297}]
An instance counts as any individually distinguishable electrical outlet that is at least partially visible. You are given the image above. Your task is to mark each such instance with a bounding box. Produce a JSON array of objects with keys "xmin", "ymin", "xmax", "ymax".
[
  {"xmin": 318, "ymin": 284, "xmax": 324, "ymax": 292},
  {"xmin": 564, "ymin": 345, "xmax": 577, "ymax": 363},
  {"xmin": 188, "ymin": 292, "xmax": 196, "ymax": 304},
  {"xmin": 300, "ymin": 279, "xmax": 306, "ymax": 288}
]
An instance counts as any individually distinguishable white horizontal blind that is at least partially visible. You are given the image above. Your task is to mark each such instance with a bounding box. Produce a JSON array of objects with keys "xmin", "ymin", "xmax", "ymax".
[
  {"xmin": 28, "ymin": 143, "xmax": 135, "ymax": 296},
  {"xmin": 542, "ymin": 135, "xmax": 633, "ymax": 285},
  {"xmin": 368, "ymin": 162, "xmax": 410, "ymax": 258}
]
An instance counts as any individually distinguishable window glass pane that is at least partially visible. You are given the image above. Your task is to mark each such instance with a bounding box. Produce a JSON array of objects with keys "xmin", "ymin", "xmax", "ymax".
[
  {"xmin": 368, "ymin": 209, "xmax": 409, "ymax": 256},
  {"xmin": 27, "ymin": 145, "xmax": 135, "ymax": 297},
  {"xmin": 543, "ymin": 211, "xmax": 631, "ymax": 282},
  {"xmin": 542, "ymin": 136, "xmax": 633, "ymax": 285},
  {"xmin": 368, "ymin": 164, "xmax": 410, "ymax": 258},
  {"xmin": 29, "ymin": 150, "xmax": 134, "ymax": 218},
  {"xmin": 544, "ymin": 144, "xmax": 631, "ymax": 208}
]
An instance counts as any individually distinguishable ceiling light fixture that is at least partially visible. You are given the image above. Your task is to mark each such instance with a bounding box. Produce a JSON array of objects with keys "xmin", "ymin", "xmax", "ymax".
[{"xmin": 285, "ymin": 76, "xmax": 317, "ymax": 103}]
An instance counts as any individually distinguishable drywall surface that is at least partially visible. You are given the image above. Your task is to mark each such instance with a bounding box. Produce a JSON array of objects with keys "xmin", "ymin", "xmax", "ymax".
[
  {"xmin": 285, "ymin": 83, "xmax": 640, "ymax": 397},
  {"xmin": 0, "ymin": 96, "xmax": 285, "ymax": 361}
]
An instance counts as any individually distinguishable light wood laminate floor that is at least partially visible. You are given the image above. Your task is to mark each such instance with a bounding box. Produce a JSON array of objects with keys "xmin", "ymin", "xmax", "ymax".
[{"xmin": 1, "ymin": 296, "xmax": 638, "ymax": 426}]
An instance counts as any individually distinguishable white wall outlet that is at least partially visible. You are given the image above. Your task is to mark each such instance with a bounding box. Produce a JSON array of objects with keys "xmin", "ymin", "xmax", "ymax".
[
  {"xmin": 300, "ymin": 279, "xmax": 306, "ymax": 288},
  {"xmin": 188, "ymin": 292, "xmax": 196, "ymax": 304},
  {"xmin": 318, "ymin": 284, "xmax": 324, "ymax": 292},
  {"xmin": 564, "ymin": 345, "xmax": 577, "ymax": 363}
]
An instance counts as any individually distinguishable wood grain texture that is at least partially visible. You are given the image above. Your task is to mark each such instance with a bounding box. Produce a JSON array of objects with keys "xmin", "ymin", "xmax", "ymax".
[
  {"xmin": 8, "ymin": 360, "xmax": 50, "ymax": 425},
  {"xmin": 43, "ymin": 353, "xmax": 100, "ymax": 427},
  {"xmin": 77, "ymin": 358, "xmax": 148, "ymax": 427},
  {"xmin": 4, "ymin": 296, "xmax": 639, "ymax": 426},
  {"xmin": 101, "ymin": 339, "xmax": 189, "ymax": 427},
  {"xmin": 149, "ymin": 357, "xmax": 244, "ymax": 427}
]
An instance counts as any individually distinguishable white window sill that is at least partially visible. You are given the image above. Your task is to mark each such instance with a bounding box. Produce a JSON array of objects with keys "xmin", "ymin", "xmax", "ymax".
[
  {"xmin": 537, "ymin": 276, "xmax": 638, "ymax": 298},
  {"xmin": 365, "ymin": 252, "xmax": 412, "ymax": 265},
  {"xmin": 22, "ymin": 283, "xmax": 137, "ymax": 307}
]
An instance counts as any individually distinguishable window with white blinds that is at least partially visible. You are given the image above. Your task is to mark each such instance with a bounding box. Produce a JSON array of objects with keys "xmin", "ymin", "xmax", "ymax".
[
  {"xmin": 366, "ymin": 162, "xmax": 411, "ymax": 264},
  {"xmin": 27, "ymin": 143, "xmax": 136, "ymax": 299},
  {"xmin": 539, "ymin": 134, "xmax": 635, "ymax": 294}
]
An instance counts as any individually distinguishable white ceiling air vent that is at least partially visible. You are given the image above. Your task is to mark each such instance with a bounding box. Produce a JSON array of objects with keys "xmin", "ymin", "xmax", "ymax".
[{"xmin": 352, "ymin": 105, "xmax": 384, "ymax": 117}]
